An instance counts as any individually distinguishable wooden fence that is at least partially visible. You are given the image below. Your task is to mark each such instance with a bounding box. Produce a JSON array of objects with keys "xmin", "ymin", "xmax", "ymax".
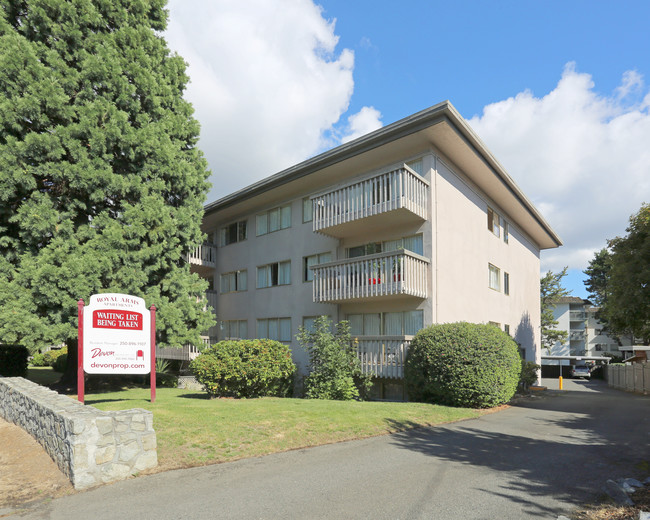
[{"xmin": 605, "ymin": 363, "xmax": 650, "ymax": 395}]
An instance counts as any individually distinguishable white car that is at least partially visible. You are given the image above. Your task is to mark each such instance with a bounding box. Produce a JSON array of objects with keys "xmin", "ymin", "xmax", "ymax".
[{"xmin": 570, "ymin": 365, "xmax": 591, "ymax": 379}]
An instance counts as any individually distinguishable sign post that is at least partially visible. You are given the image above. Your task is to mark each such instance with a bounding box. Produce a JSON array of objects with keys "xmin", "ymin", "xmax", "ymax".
[
  {"xmin": 78, "ymin": 299, "xmax": 85, "ymax": 404},
  {"xmin": 150, "ymin": 305, "xmax": 157, "ymax": 403},
  {"xmin": 77, "ymin": 294, "xmax": 156, "ymax": 404}
]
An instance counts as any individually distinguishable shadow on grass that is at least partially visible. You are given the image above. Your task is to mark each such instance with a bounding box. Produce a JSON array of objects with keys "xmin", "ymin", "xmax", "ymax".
[
  {"xmin": 177, "ymin": 393, "xmax": 210, "ymax": 400},
  {"xmin": 84, "ymin": 398, "xmax": 144, "ymax": 405}
]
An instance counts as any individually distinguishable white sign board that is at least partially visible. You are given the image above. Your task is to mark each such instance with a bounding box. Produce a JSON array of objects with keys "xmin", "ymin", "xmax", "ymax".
[{"xmin": 83, "ymin": 293, "xmax": 151, "ymax": 374}]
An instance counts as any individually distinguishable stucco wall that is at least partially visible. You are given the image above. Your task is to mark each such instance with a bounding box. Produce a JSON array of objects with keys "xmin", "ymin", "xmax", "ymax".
[
  {"xmin": 0, "ymin": 377, "xmax": 157, "ymax": 489},
  {"xmin": 433, "ymin": 155, "xmax": 542, "ymax": 365}
]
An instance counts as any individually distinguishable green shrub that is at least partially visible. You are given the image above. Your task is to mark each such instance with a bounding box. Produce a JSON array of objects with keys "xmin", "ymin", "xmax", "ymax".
[
  {"xmin": 0, "ymin": 344, "xmax": 29, "ymax": 377},
  {"xmin": 297, "ymin": 316, "xmax": 372, "ymax": 401},
  {"xmin": 404, "ymin": 322, "xmax": 521, "ymax": 408},
  {"xmin": 190, "ymin": 339, "xmax": 296, "ymax": 398},
  {"xmin": 155, "ymin": 359, "xmax": 178, "ymax": 388},
  {"xmin": 53, "ymin": 353, "xmax": 68, "ymax": 373},
  {"xmin": 519, "ymin": 360, "xmax": 540, "ymax": 392},
  {"xmin": 43, "ymin": 346, "xmax": 67, "ymax": 367},
  {"xmin": 30, "ymin": 352, "xmax": 48, "ymax": 367}
]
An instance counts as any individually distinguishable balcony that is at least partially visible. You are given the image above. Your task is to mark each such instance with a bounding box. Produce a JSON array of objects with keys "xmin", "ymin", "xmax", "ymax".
[
  {"xmin": 356, "ymin": 336, "xmax": 413, "ymax": 379},
  {"xmin": 570, "ymin": 330, "xmax": 586, "ymax": 341},
  {"xmin": 311, "ymin": 165, "xmax": 429, "ymax": 237},
  {"xmin": 312, "ymin": 250, "xmax": 429, "ymax": 303},
  {"xmin": 186, "ymin": 243, "xmax": 217, "ymax": 276},
  {"xmin": 569, "ymin": 311, "xmax": 586, "ymax": 321},
  {"xmin": 156, "ymin": 336, "xmax": 210, "ymax": 361}
]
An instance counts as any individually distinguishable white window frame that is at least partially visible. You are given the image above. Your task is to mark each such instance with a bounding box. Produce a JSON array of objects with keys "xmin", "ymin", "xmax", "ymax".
[
  {"xmin": 504, "ymin": 272, "xmax": 510, "ymax": 296},
  {"xmin": 488, "ymin": 263, "xmax": 501, "ymax": 291},
  {"xmin": 487, "ymin": 207, "xmax": 500, "ymax": 238}
]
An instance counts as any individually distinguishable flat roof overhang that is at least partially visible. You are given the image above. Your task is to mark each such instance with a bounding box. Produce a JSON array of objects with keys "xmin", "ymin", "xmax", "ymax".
[
  {"xmin": 203, "ymin": 101, "xmax": 562, "ymax": 250},
  {"xmin": 541, "ymin": 355, "xmax": 611, "ymax": 363}
]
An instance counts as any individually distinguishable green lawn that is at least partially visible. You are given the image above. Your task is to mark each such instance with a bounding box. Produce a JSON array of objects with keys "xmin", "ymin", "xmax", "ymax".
[
  {"xmin": 83, "ymin": 387, "xmax": 484, "ymax": 471},
  {"xmin": 26, "ymin": 366, "xmax": 63, "ymax": 386}
]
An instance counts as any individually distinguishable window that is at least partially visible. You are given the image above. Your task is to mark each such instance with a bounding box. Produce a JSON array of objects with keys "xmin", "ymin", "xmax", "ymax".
[
  {"xmin": 219, "ymin": 220, "xmax": 247, "ymax": 246},
  {"xmin": 302, "ymin": 316, "xmax": 331, "ymax": 333},
  {"xmin": 256, "ymin": 205, "xmax": 291, "ymax": 236},
  {"xmin": 302, "ymin": 253, "xmax": 332, "ymax": 282},
  {"xmin": 382, "ymin": 234, "xmax": 424, "ymax": 256},
  {"xmin": 503, "ymin": 221, "xmax": 509, "ymax": 244},
  {"xmin": 302, "ymin": 197, "xmax": 313, "ymax": 223},
  {"xmin": 487, "ymin": 207, "xmax": 500, "ymax": 237},
  {"xmin": 504, "ymin": 272, "xmax": 510, "ymax": 295},
  {"xmin": 257, "ymin": 318, "xmax": 291, "ymax": 342},
  {"xmin": 488, "ymin": 263, "xmax": 501, "ymax": 291},
  {"xmin": 220, "ymin": 270, "xmax": 247, "ymax": 293},
  {"xmin": 406, "ymin": 158, "xmax": 423, "ymax": 175},
  {"xmin": 219, "ymin": 320, "xmax": 247, "ymax": 340},
  {"xmin": 257, "ymin": 261, "xmax": 291, "ymax": 288},
  {"xmin": 303, "ymin": 252, "xmax": 332, "ymax": 281},
  {"xmin": 504, "ymin": 324, "xmax": 510, "ymax": 335},
  {"xmin": 488, "ymin": 321, "xmax": 501, "ymax": 328},
  {"xmin": 348, "ymin": 234, "xmax": 423, "ymax": 258},
  {"xmin": 348, "ymin": 242, "xmax": 382, "ymax": 258},
  {"xmin": 347, "ymin": 310, "xmax": 423, "ymax": 336}
]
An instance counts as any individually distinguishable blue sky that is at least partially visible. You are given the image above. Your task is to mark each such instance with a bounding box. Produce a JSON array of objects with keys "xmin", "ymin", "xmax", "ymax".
[{"xmin": 165, "ymin": 0, "xmax": 650, "ymax": 299}]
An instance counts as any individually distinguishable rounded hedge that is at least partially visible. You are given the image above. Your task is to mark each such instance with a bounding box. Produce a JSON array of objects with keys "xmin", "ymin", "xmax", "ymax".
[
  {"xmin": 190, "ymin": 339, "xmax": 296, "ymax": 398},
  {"xmin": 404, "ymin": 322, "xmax": 522, "ymax": 408}
]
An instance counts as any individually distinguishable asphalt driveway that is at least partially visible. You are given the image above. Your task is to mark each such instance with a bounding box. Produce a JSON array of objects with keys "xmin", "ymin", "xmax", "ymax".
[{"xmin": 15, "ymin": 379, "xmax": 650, "ymax": 520}]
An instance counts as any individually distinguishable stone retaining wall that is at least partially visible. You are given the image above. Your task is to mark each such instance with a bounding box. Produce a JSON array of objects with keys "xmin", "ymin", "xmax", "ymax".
[{"xmin": 0, "ymin": 377, "xmax": 157, "ymax": 490}]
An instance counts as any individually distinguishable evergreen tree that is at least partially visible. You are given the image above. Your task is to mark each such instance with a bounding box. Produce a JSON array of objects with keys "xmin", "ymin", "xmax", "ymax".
[
  {"xmin": 540, "ymin": 267, "xmax": 569, "ymax": 350},
  {"xmin": 583, "ymin": 248, "xmax": 612, "ymax": 308},
  {"xmin": 0, "ymin": 1, "xmax": 214, "ymax": 359}
]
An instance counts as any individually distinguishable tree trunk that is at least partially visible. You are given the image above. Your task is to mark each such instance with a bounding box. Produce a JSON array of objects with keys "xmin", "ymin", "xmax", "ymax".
[{"xmin": 50, "ymin": 337, "xmax": 78, "ymax": 393}]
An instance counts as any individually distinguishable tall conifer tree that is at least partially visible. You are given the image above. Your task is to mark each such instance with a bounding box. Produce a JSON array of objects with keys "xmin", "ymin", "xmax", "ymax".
[{"xmin": 0, "ymin": 1, "xmax": 214, "ymax": 355}]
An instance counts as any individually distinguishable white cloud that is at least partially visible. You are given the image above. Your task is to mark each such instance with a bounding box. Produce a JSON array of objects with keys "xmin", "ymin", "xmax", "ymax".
[
  {"xmin": 340, "ymin": 106, "xmax": 383, "ymax": 143},
  {"xmin": 165, "ymin": 0, "xmax": 359, "ymax": 200},
  {"xmin": 469, "ymin": 63, "xmax": 650, "ymax": 273}
]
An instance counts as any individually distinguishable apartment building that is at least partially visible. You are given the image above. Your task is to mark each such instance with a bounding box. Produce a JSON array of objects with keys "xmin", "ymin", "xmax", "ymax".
[
  {"xmin": 544, "ymin": 297, "xmax": 635, "ymax": 364},
  {"xmin": 188, "ymin": 101, "xmax": 562, "ymax": 398}
]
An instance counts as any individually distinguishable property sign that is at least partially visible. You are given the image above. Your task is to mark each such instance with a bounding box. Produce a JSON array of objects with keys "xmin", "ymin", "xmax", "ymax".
[{"xmin": 82, "ymin": 293, "xmax": 151, "ymax": 375}]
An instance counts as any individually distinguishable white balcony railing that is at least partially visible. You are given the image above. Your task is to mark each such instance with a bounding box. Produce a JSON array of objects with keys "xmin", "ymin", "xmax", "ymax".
[
  {"xmin": 312, "ymin": 250, "xmax": 429, "ymax": 303},
  {"xmin": 569, "ymin": 311, "xmax": 586, "ymax": 320},
  {"xmin": 312, "ymin": 165, "xmax": 428, "ymax": 234},
  {"xmin": 156, "ymin": 336, "xmax": 210, "ymax": 361},
  {"xmin": 187, "ymin": 243, "xmax": 217, "ymax": 270},
  {"xmin": 570, "ymin": 331, "xmax": 586, "ymax": 340},
  {"xmin": 355, "ymin": 336, "xmax": 413, "ymax": 379}
]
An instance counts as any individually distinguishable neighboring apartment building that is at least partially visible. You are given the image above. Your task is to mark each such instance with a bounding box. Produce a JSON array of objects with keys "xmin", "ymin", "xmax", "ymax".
[
  {"xmin": 187, "ymin": 101, "xmax": 562, "ymax": 398},
  {"xmin": 544, "ymin": 297, "xmax": 635, "ymax": 365}
]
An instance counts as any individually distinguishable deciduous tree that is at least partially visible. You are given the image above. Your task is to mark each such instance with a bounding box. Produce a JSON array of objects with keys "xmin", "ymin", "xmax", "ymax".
[{"xmin": 594, "ymin": 204, "xmax": 650, "ymax": 342}]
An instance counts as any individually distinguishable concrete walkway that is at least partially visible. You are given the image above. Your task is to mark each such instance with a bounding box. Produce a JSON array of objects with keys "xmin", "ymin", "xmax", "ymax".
[{"xmin": 14, "ymin": 379, "xmax": 650, "ymax": 519}]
